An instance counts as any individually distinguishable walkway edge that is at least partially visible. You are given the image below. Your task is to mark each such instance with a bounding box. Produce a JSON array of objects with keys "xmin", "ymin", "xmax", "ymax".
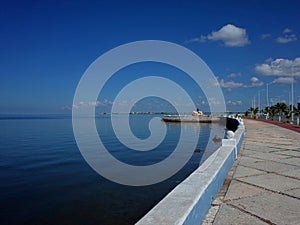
[{"xmin": 136, "ymin": 125, "xmax": 245, "ymax": 225}]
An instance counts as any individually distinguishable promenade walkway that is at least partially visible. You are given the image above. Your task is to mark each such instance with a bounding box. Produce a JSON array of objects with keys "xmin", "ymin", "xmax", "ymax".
[{"xmin": 203, "ymin": 119, "xmax": 300, "ymax": 225}]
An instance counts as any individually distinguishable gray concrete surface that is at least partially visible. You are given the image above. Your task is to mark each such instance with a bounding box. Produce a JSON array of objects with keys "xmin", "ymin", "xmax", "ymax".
[{"xmin": 203, "ymin": 119, "xmax": 300, "ymax": 225}]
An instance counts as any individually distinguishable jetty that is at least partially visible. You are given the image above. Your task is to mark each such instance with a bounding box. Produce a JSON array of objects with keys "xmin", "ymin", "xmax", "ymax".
[{"xmin": 203, "ymin": 119, "xmax": 300, "ymax": 225}]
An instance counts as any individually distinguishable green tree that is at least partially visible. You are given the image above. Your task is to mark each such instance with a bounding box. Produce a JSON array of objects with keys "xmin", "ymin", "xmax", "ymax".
[
  {"xmin": 248, "ymin": 107, "xmax": 259, "ymax": 118},
  {"xmin": 254, "ymin": 107, "xmax": 259, "ymax": 115},
  {"xmin": 272, "ymin": 102, "xmax": 289, "ymax": 122},
  {"xmin": 269, "ymin": 105, "xmax": 279, "ymax": 120},
  {"xmin": 264, "ymin": 106, "xmax": 270, "ymax": 120},
  {"xmin": 294, "ymin": 104, "xmax": 300, "ymax": 125}
]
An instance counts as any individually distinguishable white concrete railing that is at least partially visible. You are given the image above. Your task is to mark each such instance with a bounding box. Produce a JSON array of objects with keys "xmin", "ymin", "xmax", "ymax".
[{"xmin": 136, "ymin": 125, "xmax": 245, "ymax": 225}]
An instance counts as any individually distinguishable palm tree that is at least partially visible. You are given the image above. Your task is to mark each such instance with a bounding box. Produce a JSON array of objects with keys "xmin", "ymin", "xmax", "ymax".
[
  {"xmin": 264, "ymin": 106, "xmax": 270, "ymax": 120},
  {"xmin": 294, "ymin": 104, "xmax": 300, "ymax": 125},
  {"xmin": 248, "ymin": 107, "xmax": 254, "ymax": 118},
  {"xmin": 273, "ymin": 102, "xmax": 289, "ymax": 122},
  {"xmin": 253, "ymin": 107, "xmax": 259, "ymax": 118},
  {"xmin": 269, "ymin": 105, "xmax": 279, "ymax": 120},
  {"xmin": 247, "ymin": 107, "xmax": 259, "ymax": 118}
]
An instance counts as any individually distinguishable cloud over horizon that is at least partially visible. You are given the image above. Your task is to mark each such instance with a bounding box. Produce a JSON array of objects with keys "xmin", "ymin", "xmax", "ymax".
[
  {"xmin": 272, "ymin": 77, "xmax": 295, "ymax": 84},
  {"xmin": 216, "ymin": 76, "xmax": 263, "ymax": 91},
  {"xmin": 189, "ymin": 24, "xmax": 250, "ymax": 47},
  {"xmin": 255, "ymin": 57, "xmax": 300, "ymax": 76}
]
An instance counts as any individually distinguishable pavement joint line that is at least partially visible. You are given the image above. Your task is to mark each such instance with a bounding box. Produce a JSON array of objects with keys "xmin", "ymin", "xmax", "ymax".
[
  {"xmin": 269, "ymin": 149, "xmax": 300, "ymax": 153},
  {"xmin": 235, "ymin": 173, "xmax": 270, "ymax": 178},
  {"xmin": 222, "ymin": 182, "xmax": 270, "ymax": 203},
  {"xmin": 279, "ymin": 191, "xmax": 300, "ymax": 201},
  {"xmin": 226, "ymin": 203, "xmax": 276, "ymax": 225},
  {"xmin": 233, "ymin": 178, "xmax": 300, "ymax": 201},
  {"xmin": 245, "ymin": 141, "xmax": 294, "ymax": 145},
  {"xmin": 234, "ymin": 165, "xmax": 293, "ymax": 179},
  {"xmin": 240, "ymin": 162, "xmax": 300, "ymax": 173},
  {"xmin": 271, "ymin": 172, "xmax": 300, "ymax": 181},
  {"xmin": 238, "ymin": 156, "xmax": 300, "ymax": 170},
  {"xmin": 269, "ymin": 146, "xmax": 300, "ymax": 151},
  {"xmin": 244, "ymin": 143, "xmax": 296, "ymax": 148},
  {"xmin": 224, "ymin": 178, "xmax": 300, "ymax": 201},
  {"xmin": 284, "ymin": 155, "xmax": 300, "ymax": 159}
]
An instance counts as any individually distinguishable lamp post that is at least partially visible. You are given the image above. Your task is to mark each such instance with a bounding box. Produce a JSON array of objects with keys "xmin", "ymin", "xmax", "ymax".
[
  {"xmin": 266, "ymin": 82, "xmax": 272, "ymax": 107},
  {"xmin": 258, "ymin": 89, "xmax": 265, "ymax": 117},
  {"xmin": 291, "ymin": 66, "xmax": 294, "ymax": 124},
  {"xmin": 297, "ymin": 97, "xmax": 300, "ymax": 125},
  {"xmin": 275, "ymin": 95, "xmax": 282, "ymax": 122}
]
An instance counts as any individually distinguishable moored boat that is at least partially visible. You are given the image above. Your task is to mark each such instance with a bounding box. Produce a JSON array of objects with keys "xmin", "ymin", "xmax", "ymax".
[
  {"xmin": 162, "ymin": 115, "xmax": 220, "ymax": 123},
  {"xmin": 162, "ymin": 109, "xmax": 241, "ymax": 132},
  {"xmin": 162, "ymin": 109, "xmax": 220, "ymax": 123}
]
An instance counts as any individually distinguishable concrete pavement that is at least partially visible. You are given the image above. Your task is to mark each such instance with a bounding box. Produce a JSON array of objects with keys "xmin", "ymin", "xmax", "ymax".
[{"xmin": 202, "ymin": 119, "xmax": 300, "ymax": 225}]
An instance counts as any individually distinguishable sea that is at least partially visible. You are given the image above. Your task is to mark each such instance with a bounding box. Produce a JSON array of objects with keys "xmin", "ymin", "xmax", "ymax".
[{"xmin": 0, "ymin": 114, "xmax": 225, "ymax": 225}]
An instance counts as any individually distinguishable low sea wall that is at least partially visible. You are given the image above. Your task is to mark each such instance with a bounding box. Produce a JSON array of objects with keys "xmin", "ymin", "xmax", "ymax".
[{"xmin": 136, "ymin": 124, "xmax": 245, "ymax": 225}]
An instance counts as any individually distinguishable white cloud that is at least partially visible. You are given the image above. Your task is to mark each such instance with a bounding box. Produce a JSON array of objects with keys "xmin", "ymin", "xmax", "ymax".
[
  {"xmin": 216, "ymin": 76, "xmax": 263, "ymax": 90},
  {"xmin": 255, "ymin": 57, "xmax": 300, "ymax": 76},
  {"xmin": 250, "ymin": 77, "xmax": 259, "ymax": 82},
  {"xmin": 261, "ymin": 33, "xmax": 271, "ymax": 39},
  {"xmin": 276, "ymin": 34, "xmax": 297, "ymax": 43},
  {"xmin": 218, "ymin": 78, "xmax": 244, "ymax": 90},
  {"xmin": 227, "ymin": 100, "xmax": 243, "ymax": 106},
  {"xmin": 187, "ymin": 35, "xmax": 207, "ymax": 43},
  {"xmin": 247, "ymin": 76, "xmax": 264, "ymax": 87},
  {"xmin": 208, "ymin": 97, "xmax": 222, "ymax": 106},
  {"xmin": 283, "ymin": 28, "xmax": 292, "ymax": 34},
  {"xmin": 189, "ymin": 24, "xmax": 250, "ymax": 47},
  {"xmin": 272, "ymin": 77, "xmax": 295, "ymax": 84},
  {"xmin": 227, "ymin": 72, "xmax": 241, "ymax": 78},
  {"xmin": 276, "ymin": 28, "xmax": 297, "ymax": 43}
]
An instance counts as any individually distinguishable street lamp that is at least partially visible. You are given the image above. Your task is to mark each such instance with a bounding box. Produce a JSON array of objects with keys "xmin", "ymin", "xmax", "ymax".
[
  {"xmin": 274, "ymin": 95, "xmax": 283, "ymax": 122},
  {"xmin": 258, "ymin": 89, "xmax": 265, "ymax": 115},
  {"xmin": 266, "ymin": 82, "xmax": 273, "ymax": 107},
  {"xmin": 291, "ymin": 66, "xmax": 294, "ymax": 123}
]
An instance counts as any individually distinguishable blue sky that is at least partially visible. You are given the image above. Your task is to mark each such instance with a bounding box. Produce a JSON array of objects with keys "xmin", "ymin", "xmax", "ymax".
[{"xmin": 1, "ymin": 0, "xmax": 300, "ymax": 114}]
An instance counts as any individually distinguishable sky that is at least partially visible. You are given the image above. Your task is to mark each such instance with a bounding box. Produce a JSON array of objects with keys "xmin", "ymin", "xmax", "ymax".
[{"xmin": 1, "ymin": 0, "xmax": 300, "ymax": 114}]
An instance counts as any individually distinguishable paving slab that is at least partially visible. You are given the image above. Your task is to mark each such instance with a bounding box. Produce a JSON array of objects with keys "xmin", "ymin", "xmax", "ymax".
[
  {"xmin": 237, "ymin": 173, "xmax": 300, "ymax": 192},
  {"xmin": 229, "ymin": 192, "xmax": 300, "ymax": 225},
  {"xmin": 244, "ymin": 160, "xmax": 299, "ymax": 173},
  {"xmin": 283, "ymin": 188, "xmax": 300, "ymax": 199},
  {"xmin": 233, "ymin": 165, "xmax": 266, "ymax": 178},
  {"xmin": 224, "ymin": 180, "xmax": 265, "ymax": 201},
  {"xmin": 278, "ymin": 157, "xmax": 300, "ymax": 166},
  {"xmin": 277, "ymin": 168, "xmax": 300, "ymax": 180},
  {"xmin": 206, "ymin": 119, "xmax": 300, "ymax": 225},
  {"xmin": 242, "ymin": 150, "xmax": 289, "ymax": 162},
  {"xmin": 274, "ymin": 150, "xmax": 300, "ymax": 157},
  {"xmin": 244, "ymin": 142, "xmax": 275, "ymax": 148},
  {"xmin": 243, "ymin": 145, "xmax": 275, "ymax": 153},
  {"xmin": 238, "ymin": 156, "xmax": 264, "ymax": 167},
  {"xmin": 271, "ymin": 145, "xmax": 300, "ymax": 151},
  {"xmin": 213, "ymin": 204, "xmax": 268, "ymax": 225}
]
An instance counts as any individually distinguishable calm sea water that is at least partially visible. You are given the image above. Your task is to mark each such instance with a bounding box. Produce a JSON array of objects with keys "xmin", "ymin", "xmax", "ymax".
[{"xmin": 0, "ymin": 114, "xmax": 225, "ymax": 225}]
